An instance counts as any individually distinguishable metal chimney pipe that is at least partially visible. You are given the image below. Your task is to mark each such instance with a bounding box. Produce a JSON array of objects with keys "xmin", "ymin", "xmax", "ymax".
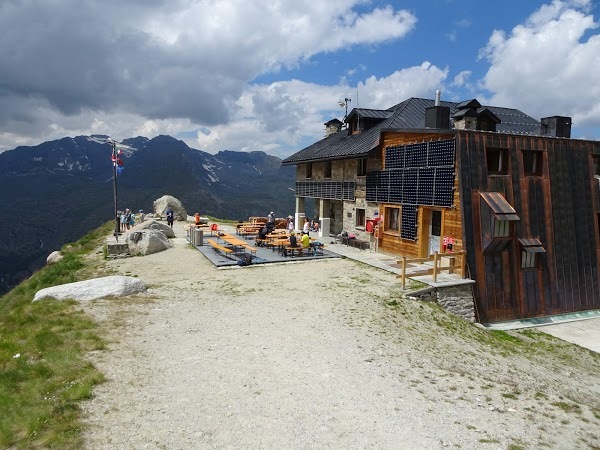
[{"xmin": 435, "ymin": 90, "xmax": 441, "ymax": 106}]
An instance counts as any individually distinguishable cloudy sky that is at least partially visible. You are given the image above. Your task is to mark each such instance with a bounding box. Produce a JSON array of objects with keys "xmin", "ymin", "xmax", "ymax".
[{"xmin": 1, "ymin": 0, "xmax": 599, "ymax": 157}]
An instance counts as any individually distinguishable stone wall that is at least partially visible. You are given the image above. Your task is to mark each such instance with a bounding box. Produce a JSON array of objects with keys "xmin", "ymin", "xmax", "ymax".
[{"xmin": 406, "ymin": 284, "xmax": 476, "ymax": 322}]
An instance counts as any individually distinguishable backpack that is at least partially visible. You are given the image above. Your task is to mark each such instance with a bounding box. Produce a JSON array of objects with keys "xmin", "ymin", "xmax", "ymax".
[{"xmin": 237, "ymin": 254, "xmax": 252, "ymax": 266}]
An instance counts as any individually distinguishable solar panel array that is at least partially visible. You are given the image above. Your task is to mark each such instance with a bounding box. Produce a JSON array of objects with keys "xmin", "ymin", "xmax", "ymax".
[
  {"xmin": 367, "ymin": 139, "xmax": 456, "ymax": 241},
  {"xmin": 367, "ymin": 138, "xmax": 455, "ymax": 208},
  {"xmin": 296, "ymin": 181, "xmax": 355, "ymax": 201},
  {"xmin": 401, "ymin": 205, "xmax": 417, "ymax": 240}
]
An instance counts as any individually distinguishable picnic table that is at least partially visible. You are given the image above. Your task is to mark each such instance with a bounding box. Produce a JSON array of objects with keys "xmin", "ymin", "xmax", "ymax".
[{"xmin": 218, "ymin": 234, "xmax": 258, "ymax": 255}]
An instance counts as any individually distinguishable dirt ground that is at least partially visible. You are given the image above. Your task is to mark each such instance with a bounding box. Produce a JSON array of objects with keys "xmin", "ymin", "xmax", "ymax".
[{"xmin": 81, "ymin": 222, "xmax": 600, "ymax": 449}]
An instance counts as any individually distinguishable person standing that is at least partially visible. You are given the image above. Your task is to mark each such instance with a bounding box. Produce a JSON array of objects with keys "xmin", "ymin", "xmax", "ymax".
[
  {"xmin": 166, "ymin": 207, "xmax": 174, "ymax": 228},
  {"xmin": 194, "ymin": 213, "xmax": 201, "ymax": 227},
  {"xmin": 139, "ymin": 210, "xmax": 145, "ymax": 223},
  {"xmin": 128, "ymin": 211, "xmax": 135, "ymax": 228},
  {"xmin": 303, "ymin": 217, "xmax": 310, "ymax": 235},
  {"xmin": 124, "ymin": 209, "xmax": 132, "ymax": 230},
  {"xmin": 287, "ymin": 216, "xmax": 294, "ymax": 231},
  {"xmin": 267, "ymin": 211, "xmax": 275, "ymax": 224},
  {"xmin": 119, "ymin": 210, "xmax": 126, "ymax": 232}
]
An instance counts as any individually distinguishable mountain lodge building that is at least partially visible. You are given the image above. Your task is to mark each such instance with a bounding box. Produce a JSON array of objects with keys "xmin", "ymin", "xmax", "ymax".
[{"xmin": 282, "ymin": 95, "xmax": 600, "ymax": 323}]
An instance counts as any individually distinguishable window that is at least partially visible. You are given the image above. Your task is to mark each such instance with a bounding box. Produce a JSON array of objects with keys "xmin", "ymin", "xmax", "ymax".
[
  {"xmin": 486, "ymin": 148, "xmax": 508, "ymax": 175},
  {"xmin": 385, "ymin": 207, "xmax": 400, "ymax": 232},
  {"xmin": 519, "ymin": 238, "xmax": 545, "ymax": 269},
  {"xmin": 306, "ymin": 163, "xmax": 312, "ymax": 179},
  {"xmin": 357, "ymin": 158, "xmax": 367, "ymax": 176},
  {"xmin": 324, "ymin": 161, "xmax": 332, "ymax": 179},
  {"xmin": 493, "ymin": 219, "xmax": 510, "ymax": 238},
  {"xmin": 356, "ymin": 208, "xmax": 366, "ymax": 228},
  {"xmin": 522, "ymin": 251, "xmax": 536, "ymax": 268},
  {"xmin": 523, "ymin": 151, "xmax": 543, "ymax": 176}
]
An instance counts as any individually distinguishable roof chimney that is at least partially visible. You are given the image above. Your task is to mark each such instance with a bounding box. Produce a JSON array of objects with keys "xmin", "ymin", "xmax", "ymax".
[
  {"xmin": 540, "ymin": 116, "xmax": 571, "ymax": 138},
  {"xmin": 425, "ymin": 90, "xmax": 450, "ymax": 129},
  {"xmin": 324, "ymin": 118, "xmax": 343, "ymax": 137}
]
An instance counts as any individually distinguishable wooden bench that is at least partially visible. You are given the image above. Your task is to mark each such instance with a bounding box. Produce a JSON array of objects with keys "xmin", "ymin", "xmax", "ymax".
[
  {"xmin": 281, "ymin": 246, "xmax": 306, "ymax": 257},
  {"xmin": 241, "ymin": 245, "xmax": 258, "ymax": 256},
  {"xmin": 281, "ymin": 244, "xmax": 325, "ymax": 257},
  {"xmin": 341, "ymin": 237, "xmax": 370, "ymax": 250},
  {"xmin": 208, "ymin": 239, "xmax": 234, "ymax": 255}
]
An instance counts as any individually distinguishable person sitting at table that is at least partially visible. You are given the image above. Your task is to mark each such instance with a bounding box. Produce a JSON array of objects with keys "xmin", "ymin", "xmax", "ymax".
[
  {"xmin": 194, "ymin": 213, "xmax": 201, "ymax": 226},
  {"xmin": 312, "ymin": 219, "xmax": 319, "ymax": 233},
  {"xmin": 300, "ymin": 231, "xmax": 311, "ymax": 251},
  {"xmin": 256, "ymin": 224, "xmax": 268, "ymax": 246},
  {"xmin": 283, "ymin": 231, "xmax": 298, "ymax": 256}
]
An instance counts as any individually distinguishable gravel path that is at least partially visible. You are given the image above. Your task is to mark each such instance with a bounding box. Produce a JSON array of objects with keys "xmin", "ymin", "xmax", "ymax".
[{"xmin": 81, "ymin": 223, "xmax": 600, "ymax": 449}]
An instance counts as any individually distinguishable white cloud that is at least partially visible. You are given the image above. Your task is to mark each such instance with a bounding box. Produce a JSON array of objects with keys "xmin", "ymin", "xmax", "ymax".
[
  {"xmin": 192, "ymin": 62, "xmax": 448, "ymax": 157},
  {"xmin": 479, "ymin": 0, "xmax": 600, "ymax": 127},
  {"xmin": 452, "ymin": 71, "xmax": 472, "ymax": 88},
  {"xmin": 358, "ymin": 62, "xmax": 448, "ymax": 109},
  {"xmin": 0, "ymin": 0, "xmax": 418, "ymax": 152}
]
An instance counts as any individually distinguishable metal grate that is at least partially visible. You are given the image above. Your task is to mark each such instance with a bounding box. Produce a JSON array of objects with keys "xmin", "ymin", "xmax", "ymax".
[{"xmin": 296, "ymin": 181, "xmax": 355, "ymax": 200}]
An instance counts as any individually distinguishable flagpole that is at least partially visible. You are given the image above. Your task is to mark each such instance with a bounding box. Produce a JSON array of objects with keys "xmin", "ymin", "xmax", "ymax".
[{"xmin": 112, "ymin": 141, "xmax": 119, "ymax": 242}]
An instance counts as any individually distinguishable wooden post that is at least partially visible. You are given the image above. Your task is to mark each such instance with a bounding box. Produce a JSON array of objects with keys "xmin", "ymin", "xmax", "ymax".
[
  {"xmin": 448, "ymin": 256, "xmax": 455, "ymax": 274},
  {"xmin": 460, "ymin": 251, "xmax": 466, "ymax": 278},
  {"xmin": 433, "ymin": 251, "xmax": 438, "ymax": 282},
  {"xmin": 401, "ymin": 256, "xmax": 407, "ymax": 289}
]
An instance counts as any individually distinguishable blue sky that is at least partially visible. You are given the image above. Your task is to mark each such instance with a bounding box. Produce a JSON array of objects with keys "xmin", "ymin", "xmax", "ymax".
[{"xmin": 0, "ymin": 0, "xmax": 598, "ymax": 157}]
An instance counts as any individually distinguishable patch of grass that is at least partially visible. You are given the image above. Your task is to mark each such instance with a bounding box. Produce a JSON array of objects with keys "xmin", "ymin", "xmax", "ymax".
[
  {"xmin": 502, "ymin": 391, "xmax": 521, "ymax": 400},
  {"xmin": 508, "ymin": 442, "xmax": 527, "ymax": 450},
  {"xmin": 0, "ymin": 222, "xmax": 112, "ymax": 448},
  {"xmin": 552, "ymin": 401, "xmax": 582, "ymax": 414},
  {"xmin": 479, "ymin": 438, "xmax": 501, "ymax": 444}
]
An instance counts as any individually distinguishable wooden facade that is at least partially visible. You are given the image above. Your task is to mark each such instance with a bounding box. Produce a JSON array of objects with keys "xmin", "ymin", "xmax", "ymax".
[
  {"xmin": 374, "ymin": 129, "xmax": 600, "ymax": 322},
  {"xmin": 456, "ymin": 131, "xmax": 600, "ymax": 322},
  {"xmin": 377, "ymin": 131, "xmax": 464, "ymax": 259}
]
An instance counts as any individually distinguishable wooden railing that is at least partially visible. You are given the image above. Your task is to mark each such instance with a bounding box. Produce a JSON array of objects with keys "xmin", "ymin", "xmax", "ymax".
[{"xmin": 397, "ymin": 250, "xmax": 467, "ymax": 288}]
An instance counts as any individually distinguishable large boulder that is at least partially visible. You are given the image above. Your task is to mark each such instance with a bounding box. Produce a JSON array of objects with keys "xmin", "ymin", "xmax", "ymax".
[
  {"xmin": 127, "ymin": 219, "xmax": 175, "ymax": 238},
  {"xmin": 153, "ymin": 195, "xmax": 187, "ymax": 220},
  {"xmin": 33, "ymin": 276, "xmax": 146, "ymax": 302},
  {"xmin": 46, "ymin": 250, "xmax": 63, "ymax": 265},
  {"xmin": 126, "ymin": 229, "xmax": 173, "ymax": 256}
]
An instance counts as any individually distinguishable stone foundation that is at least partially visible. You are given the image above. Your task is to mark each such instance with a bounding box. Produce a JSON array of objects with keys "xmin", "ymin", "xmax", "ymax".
[{"xmin": 406, "ymin": 284, "xmax": 476, "ymax": 322}]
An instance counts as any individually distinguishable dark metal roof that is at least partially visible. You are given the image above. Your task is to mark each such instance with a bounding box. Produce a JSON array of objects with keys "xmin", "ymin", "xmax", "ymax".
[
  {"xmin": 347, "ymin": 108, "xmax": 393, "ymax": 121},
  {"xmin": 480, "ymin": 192, "xmax": 520, "ymax": 221},
  {"xmin": 282, "ymin": 97, "xmax": 542, "ymax": 165}
]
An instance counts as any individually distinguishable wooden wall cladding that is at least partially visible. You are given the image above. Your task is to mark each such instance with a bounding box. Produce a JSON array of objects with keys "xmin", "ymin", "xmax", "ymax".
[{"xmin": 457, "ymin": 131, "xmax": 600, "ymax": 322}]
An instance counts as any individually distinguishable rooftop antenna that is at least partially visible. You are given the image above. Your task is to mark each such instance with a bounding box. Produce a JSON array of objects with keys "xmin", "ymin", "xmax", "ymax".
[
  {"xmin": 356, "ymin": 88, "xmax": 360, "ymax": 132},
  {"xmin": 338, "ymin": 97, "xmax": 351, "ymax": 128}
]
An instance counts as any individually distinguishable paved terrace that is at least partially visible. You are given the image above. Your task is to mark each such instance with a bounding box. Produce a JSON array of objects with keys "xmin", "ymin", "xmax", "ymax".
[{"xmin": 188, "ymin": 222, "xmax": 472, "ymax": 289}]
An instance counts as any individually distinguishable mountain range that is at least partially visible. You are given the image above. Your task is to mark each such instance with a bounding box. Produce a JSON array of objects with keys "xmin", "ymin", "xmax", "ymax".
[{"xmin": 0, "ymin": 135, "xmax": 297, "ymax": 295}]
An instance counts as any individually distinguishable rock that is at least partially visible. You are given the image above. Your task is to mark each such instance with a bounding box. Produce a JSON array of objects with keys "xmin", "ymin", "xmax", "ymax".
[
  {"xmin": 46, "ymin": 250, "xmax": 63, "ymax": 265},
  {"xmin": 33, "ymin": 276, "xmax": 146, "ymax": 302},
  {"xmin": 153, "ymin": 195, "xmax": 187, "ymax": 220},
  {"xmin": 126, "ymin": 229, "xmax": 173, "ymax": 256},
  {"xmin": 127, "ymin": 219, "xmax": 175, "ymax": 238}
]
